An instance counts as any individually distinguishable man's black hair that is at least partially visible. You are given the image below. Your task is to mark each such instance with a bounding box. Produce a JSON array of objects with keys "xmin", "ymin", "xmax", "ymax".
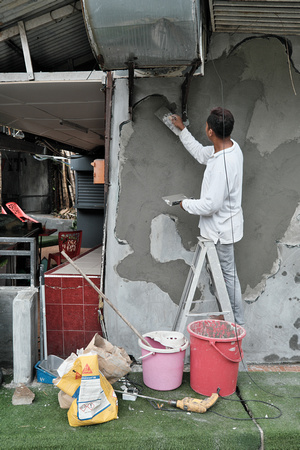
[{"xmin": 207, "ymin": 107, "xmax": 234, "ymax": 139}]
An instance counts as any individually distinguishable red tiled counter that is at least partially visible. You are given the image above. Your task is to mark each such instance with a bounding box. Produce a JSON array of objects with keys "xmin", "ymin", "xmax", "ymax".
[{"xmin": 44, "ymin": 246, "xmax": 102, "ymax": 358}]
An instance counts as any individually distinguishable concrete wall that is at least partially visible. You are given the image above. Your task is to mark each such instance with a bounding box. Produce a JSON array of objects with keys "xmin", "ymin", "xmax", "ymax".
[
  {"xmin": 2, "ymin": 151, "xmax": 51, "ymax": 213},
  {"xmin": 0, "ymin": 287, "xmax": 38, "ymax": 383},
  {"xmin": 104, "ymin": 34, "xmax": 300, "ymax": 363},
  {"xmin": 13, "ymin": 289, "xmax": 39, "ymax": 384},
  {"xmin": 0, "ymin": 288, "xmax": 18, "ymax": 367}
]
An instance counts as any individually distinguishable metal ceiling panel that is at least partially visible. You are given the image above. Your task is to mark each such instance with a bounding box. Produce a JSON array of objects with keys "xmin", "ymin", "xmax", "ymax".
[
  {"xmin": 82, "ymin": 0, "xmax": 203, "ymax": 70},
  {"xmin": 209, "ymin": 0, "xmax": 300, "ymax": 35},
  {"xmin": 0, "ymin": 75, "xmax": 106, "ymax": 152},
  {"xmin": 0, "ymin": 1, "xmax": 104, "ymax": 153}
]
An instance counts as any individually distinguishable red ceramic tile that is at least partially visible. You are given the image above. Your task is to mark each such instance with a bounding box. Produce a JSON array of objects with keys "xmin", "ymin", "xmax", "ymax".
[
  {"xmin": 63, "ymin": 331, "xmax": 85, "ymax": 356},
  {"xmin": 84, "ymin": 278, "xmax": 101, "ymax": 304},
  {"xmin": 62, "ymin": 277, "xmax": 84, "ymax": 304},
  {"xmin": 45, "ymin": 277, "xmax": 62, "ymax": 304},
  {"xmin": 47, "ymin": 330, "xmax": 63, "ymax": 358},
  {"xmin": 63, "ymin": 304, "xmax": 84, "ymax": 331},
  {"xmin": 46, "ymin": 304, "xmax": 63, "ymax": 330},
  {"xmin": 84, "ymin": 276, "xmax": 100, "ymax": 288},
  {"xmin": 84, "ymin": 305, "xmax": 101, "ymax": 331}
]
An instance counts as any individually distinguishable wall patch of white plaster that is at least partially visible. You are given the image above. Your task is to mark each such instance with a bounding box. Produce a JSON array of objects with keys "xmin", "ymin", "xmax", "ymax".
[
  {"xmin": 104, "ymin": 279, "xmax": 179, "ymax": 357},
  {"xmin": 280, "ymin": 203, "xmax": 300, "ymax": 245},
  {"xmin": 244, "ymin": 203, "xmax": 300, "ymax": 302},
  {"xmin": 244, "ymin": 254, "xmax": 280, "ymax": 303},
  {"xmin": 150, "ymin": 214, "xmax": 193, "ymax": 265}
]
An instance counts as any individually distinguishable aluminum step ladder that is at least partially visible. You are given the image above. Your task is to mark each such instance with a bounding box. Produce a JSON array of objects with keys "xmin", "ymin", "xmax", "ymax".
[{"xmin": 172, "ymin": 237, "xmax": 234, "ymax": 334}]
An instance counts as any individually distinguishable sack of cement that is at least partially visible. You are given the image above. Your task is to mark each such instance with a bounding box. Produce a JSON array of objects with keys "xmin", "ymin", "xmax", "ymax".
[
  {"xmin": 83, "ymin": 333, "xmax": 131, "ymax": 384},
  {"xmin": 55, "ymin": 353, "xmax": 118, "ymax": 427},
  {"xmin": 56, "ymin": 334, "xmax": 131, "ymax": 409}
]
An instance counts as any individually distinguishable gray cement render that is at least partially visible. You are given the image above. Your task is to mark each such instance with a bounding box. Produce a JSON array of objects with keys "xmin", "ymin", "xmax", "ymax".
[
  {"xmin": 30, "ymin": 214, "xmax": 73, "ymax": 233},
  {"xmin": 2, "ymin": 152, "xmax": 51, "ymax": 213},
  {"xmin": 105, "ymin": 35, "xmax": 300, "ymax": 363},
  {"xmin": 0, "ymin": 287, "xmax": 38, "ymax": 383},
  {"xmin": 13, "ymin": 289, "xmax": 38, "ymax": 384},
  {"xmin": 0, "ymin": 289, "xmax": 17, "ymax": 367}
]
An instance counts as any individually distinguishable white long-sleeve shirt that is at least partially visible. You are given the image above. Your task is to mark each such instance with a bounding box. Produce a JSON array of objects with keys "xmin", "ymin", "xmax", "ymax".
[{"xmin": 180, "ymin": 127, "xmax": 243, "ymax": 244}]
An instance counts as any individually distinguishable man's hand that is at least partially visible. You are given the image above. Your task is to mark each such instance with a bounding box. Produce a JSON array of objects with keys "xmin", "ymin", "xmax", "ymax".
[{"xmin": 171, "ymin": 114, "xmax": 185, "ymax": 131}]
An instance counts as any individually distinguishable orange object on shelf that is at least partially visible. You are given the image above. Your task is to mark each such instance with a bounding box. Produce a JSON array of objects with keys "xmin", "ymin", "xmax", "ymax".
[{"xmin": 91, "ymin": 159, "xmax": 105, "ymax": 184}]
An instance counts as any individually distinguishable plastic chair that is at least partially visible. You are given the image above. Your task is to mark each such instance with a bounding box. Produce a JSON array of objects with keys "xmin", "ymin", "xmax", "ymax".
[
  {"xmin": 47, "ymin": 230, "xmax": 82, "ymax": 270},
  {"xmin": 5, "ymin": 202, "xmax": 39, "ymax": 223}
]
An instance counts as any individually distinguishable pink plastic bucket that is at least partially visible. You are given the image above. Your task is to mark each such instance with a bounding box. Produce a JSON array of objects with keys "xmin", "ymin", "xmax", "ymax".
[
  {"xmin": 138, "ymin": 332, "xmax": 189, "ymax": 391},
  {"xmin": 187, "ymin": 320, "xmax": 246, "ymax": 396}
]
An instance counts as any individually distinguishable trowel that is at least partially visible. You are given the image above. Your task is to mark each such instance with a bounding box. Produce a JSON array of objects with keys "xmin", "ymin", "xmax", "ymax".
[{"xmin": 154, "ymin": 106, "xmax": 181, "ymax": 136}]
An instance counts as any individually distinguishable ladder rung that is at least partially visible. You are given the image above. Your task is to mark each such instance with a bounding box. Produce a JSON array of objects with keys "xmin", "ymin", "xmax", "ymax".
[
  {"xmin": 186, "ymin": 311, "xmax": 230, "ymax": 317},
  {"xmin": 173, "ymin": 238, "xmax": 235, "ymax": 334}
]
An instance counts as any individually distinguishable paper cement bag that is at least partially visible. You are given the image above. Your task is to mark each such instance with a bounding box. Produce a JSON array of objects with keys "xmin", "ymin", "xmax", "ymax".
[
  {"xmin": 55, "ymin": 353, "xmax": 118, "ymax": 427},
  {"xmin": 83, "ymin": 333, "xmax": 131, "ymax": 384},
  {"xmin": 58, "ymin": 390, "xmax": 73, "ymax": 410}
]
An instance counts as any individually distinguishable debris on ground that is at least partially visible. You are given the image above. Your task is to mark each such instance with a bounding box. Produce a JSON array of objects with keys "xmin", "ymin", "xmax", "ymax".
[
  {"xmin": 12, "ymin": 385, "xmax": 35, "ymax": 405},
  {"xmin": 52, "ymin": 207, "xmax": 77, "ymax": 220}
]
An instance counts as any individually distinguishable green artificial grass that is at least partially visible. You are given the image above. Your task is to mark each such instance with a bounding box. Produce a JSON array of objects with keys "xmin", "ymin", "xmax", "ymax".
[
  {"xmin": 237, "ymin": 371, "xmax": 300, "ymax": 450},
  {"xmin": 0, "ymin": 371, "xmax": 298, "ymax": 449}
]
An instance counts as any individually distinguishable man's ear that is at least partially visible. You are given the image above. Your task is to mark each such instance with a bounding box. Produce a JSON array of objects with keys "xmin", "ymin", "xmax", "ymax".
[{"xmin": 207, "ymin": 127, "xmax": 214, "ymax": 138}]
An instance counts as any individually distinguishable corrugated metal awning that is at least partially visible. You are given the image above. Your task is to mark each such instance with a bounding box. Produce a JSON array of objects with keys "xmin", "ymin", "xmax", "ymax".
[
  {"xmin": 0, "ymin": 1, "xmax": 96, "ymax": 73},
  {"xmin": 209, "ymin": 0, "xmax": 300, "ymax": 35},
  {"xmin": 0, "ymin": 1, "xmax": 106, "ymax": 154}
]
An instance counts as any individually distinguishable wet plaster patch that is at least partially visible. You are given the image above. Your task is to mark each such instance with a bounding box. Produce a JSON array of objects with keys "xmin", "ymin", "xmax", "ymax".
[
  {"xmin": 203, "ymin": 35, "xmax": 300, "ymax": 295},
  {"xmin": 239, "ymin": 38, "xmax": 300, "ymax": 156},
  {"xmin": 116, "ymin": 39, "xmax": 300, "ymax": 302},
  {"xmin": 209, "ymin": 36, "xmax": 300, "ymax": 292},
  {"xmin": 108, "ymin": 37, "xmax": 300, "ymax": 361},
  {"xmin": 115, "ymin": 94, "xmax": 200, "ymax": 305}
]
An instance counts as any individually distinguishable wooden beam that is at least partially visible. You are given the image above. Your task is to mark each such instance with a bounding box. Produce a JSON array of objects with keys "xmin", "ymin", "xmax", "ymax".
[
  {"xmin": 0, "ymin": 133, "xmax": 45, "ymax": 154},
  {"xmin": 18, "ymin": 21, "xmax": 34, "ymax": 81},
  {"xmin": 0, "ymin": 132, "xmax": 93, "ymax": 156}
]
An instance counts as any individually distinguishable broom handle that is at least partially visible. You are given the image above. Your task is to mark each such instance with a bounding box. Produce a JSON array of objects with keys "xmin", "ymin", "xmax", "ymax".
[{"xmin": 61, "ymin": 251, "xmax": 151, "ymax": 347}]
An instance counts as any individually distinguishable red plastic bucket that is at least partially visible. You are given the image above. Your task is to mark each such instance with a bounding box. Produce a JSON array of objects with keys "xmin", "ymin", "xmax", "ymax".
[{"xmin": 187, "ymin": 320, "xmax": 246, "ymax": 396}]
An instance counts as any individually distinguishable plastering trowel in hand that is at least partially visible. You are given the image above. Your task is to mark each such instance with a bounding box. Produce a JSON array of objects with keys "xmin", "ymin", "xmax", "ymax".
[{"xmin": 155, "ymin": 106, "xmax": 182, "ymax": 136}]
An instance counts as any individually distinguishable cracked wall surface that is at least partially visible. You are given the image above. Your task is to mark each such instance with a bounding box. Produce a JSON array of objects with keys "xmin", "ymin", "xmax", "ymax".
[{"xmin": 105, "ymin": 36, "xmax": 300, "ymax": 362}]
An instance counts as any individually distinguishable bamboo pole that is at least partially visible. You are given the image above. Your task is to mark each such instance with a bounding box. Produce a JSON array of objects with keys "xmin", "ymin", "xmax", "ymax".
[
  {"xmin": 61, "ymin": 155, "xmax": 69, "ymax": 208},
  {"xmin": 0, "ymin": 152, "xmax": 2, "ymax": 209},
  {"xmin": 61, "ymin": 250, "xmax": 151, "ymax": 347}
]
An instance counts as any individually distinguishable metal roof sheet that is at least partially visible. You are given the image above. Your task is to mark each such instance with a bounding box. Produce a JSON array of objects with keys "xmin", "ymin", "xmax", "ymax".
[
  {"xmin": 0, "ymin": 0, "xmax": 72, "ymax": 28},
  {"xmin": 0, "ymin": 0, "xmax": 95, "ymax": 72},
  {"xmin": 209, "ymin": 0, "xmax": 300, "ymax": 35}
]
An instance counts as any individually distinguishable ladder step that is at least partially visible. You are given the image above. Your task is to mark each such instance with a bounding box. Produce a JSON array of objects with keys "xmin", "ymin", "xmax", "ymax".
[
  {"xmin": 186, "ymin": 311, "xmax": 230, "ymax": 317},
  {"xmin": 173, "ymin": 237, "xmax": 235, "ymax": 334}
]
